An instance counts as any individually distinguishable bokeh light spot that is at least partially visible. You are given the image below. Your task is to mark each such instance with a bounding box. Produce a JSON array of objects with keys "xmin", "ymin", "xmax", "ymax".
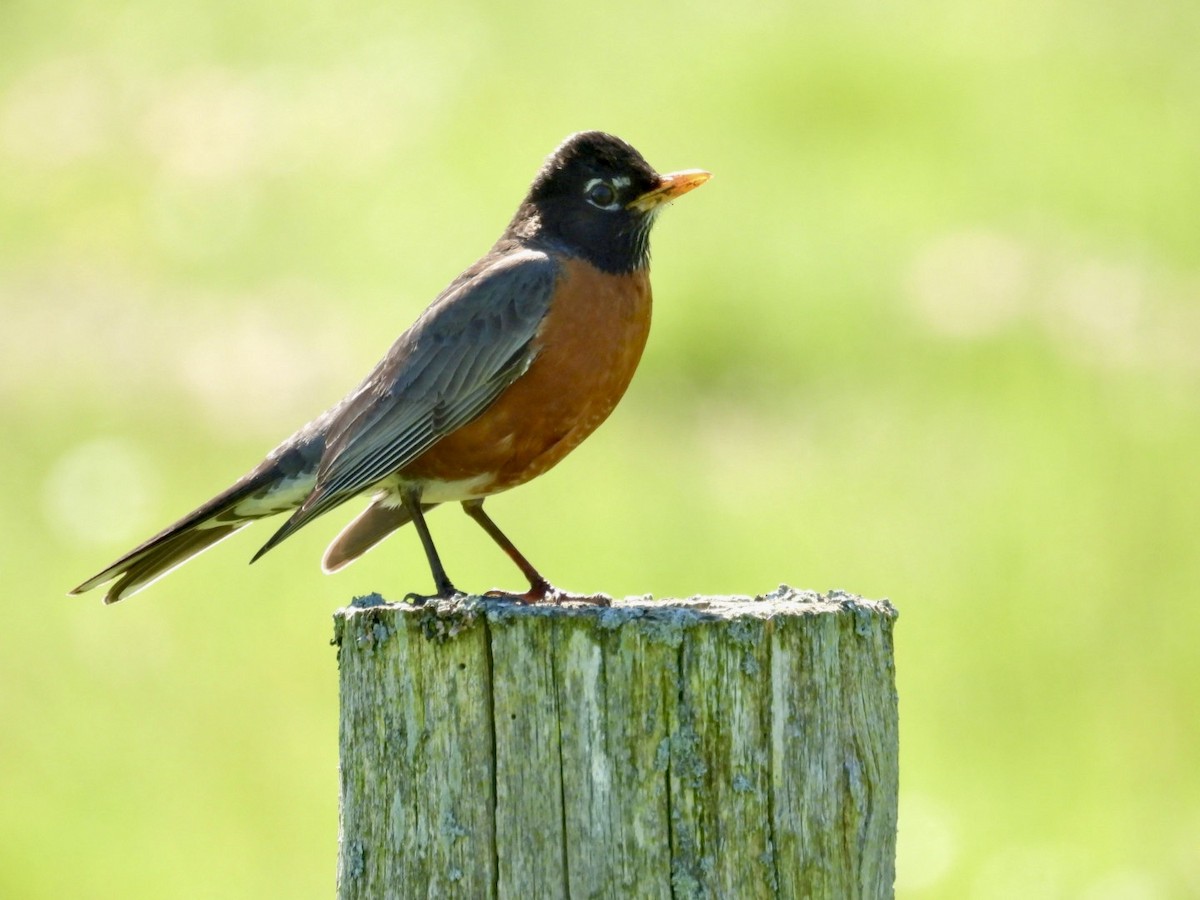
[
  {"xmin": 970, "ymin": 844, "xmax": 1075, "ymax": 900},
  {"xmin": 1080, "ymin": 869, "xmax": 1163, "ymax": 900},
  {"xmin": 0, "ymin": 56, "xmax": 111, "ymax": 166},
  {"xmin": 44, "ymin": 436, "xmax": 161, "ymax": 546},
  {"xmin": 896, "ymin": 793, "xmax": 958, "ymax": 894},
  {"xmin": 906, "ymin": 230, "xmax": 1032, "ymax": 339}
]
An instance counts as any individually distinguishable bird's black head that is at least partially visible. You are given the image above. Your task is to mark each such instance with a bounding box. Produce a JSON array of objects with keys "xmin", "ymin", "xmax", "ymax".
[{"xmin": 503, "ymin": 131, "xmax": 710, "ymax": 275}]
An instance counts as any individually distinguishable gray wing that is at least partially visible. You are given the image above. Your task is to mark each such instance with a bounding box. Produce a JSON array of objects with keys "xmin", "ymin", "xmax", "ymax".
[{"xmin": 252, "ymin": 247, "xmax": 560, "ymax": 559}]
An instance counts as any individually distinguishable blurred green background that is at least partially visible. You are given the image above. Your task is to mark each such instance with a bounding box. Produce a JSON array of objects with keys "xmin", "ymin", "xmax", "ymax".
[{"xmin": 3, "ymin": 0, "xmax": 1198, "ymax": 896}]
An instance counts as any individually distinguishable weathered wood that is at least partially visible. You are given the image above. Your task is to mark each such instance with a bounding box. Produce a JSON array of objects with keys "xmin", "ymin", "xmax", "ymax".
[{"xmin": 333, "ymin": 586, "xmax": 898, "ymax": 900}]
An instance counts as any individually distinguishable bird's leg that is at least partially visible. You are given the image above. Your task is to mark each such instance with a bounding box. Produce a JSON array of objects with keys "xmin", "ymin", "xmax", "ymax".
[
  {"xmin": 461, "ymin": 499, "xmax": 553, "ymax": 600},
  {"xmin": 401, "ymin": 486, "xmax": 461, "ymax": 604},
  {"xmin": 460, "ymin": 499, "xmax": 610, "ymax": 606}
]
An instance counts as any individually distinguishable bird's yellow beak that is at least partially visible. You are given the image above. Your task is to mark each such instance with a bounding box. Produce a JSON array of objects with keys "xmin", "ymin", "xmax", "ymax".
[{"xmin": 626, "ymin": 169, "xmax": 711, "ymax": 213}]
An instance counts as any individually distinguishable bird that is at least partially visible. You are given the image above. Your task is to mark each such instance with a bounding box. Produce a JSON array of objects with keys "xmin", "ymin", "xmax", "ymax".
[{"xmin": 70, "ymin": 131, "xmax": 710, "ymax": 606}]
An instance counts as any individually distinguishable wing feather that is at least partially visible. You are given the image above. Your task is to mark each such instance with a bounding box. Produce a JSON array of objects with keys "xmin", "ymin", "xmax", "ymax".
[{"xmin": 252, "ymin": 248, "xmax": 559, "ymax": 559}]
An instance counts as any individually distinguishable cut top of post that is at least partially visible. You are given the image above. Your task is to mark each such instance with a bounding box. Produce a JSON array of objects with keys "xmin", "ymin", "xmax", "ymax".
[{"xmin": 332, "ymin": 584, "xmax": 898, "ymax": 642}]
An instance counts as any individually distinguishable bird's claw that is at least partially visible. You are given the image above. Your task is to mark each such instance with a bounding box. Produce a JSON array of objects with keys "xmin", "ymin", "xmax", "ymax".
[
  {"xmin": 403, "ymin": 586, "xmax": 466, "ymax": 606},
  {"xmin": 484, "ymin": 581, "xmax": 612, "ymax": 607}
]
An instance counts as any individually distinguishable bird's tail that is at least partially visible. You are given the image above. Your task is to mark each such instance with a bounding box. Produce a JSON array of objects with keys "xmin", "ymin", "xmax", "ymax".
[
  {"xmin": 72, "ymin": 521, "xmax": 248, "ymax": 605},
  {"xmin": 320, "ymin": 497, "xmax": 437, "ymax": 573},
  {"xmin": 70, "ymin": 447, "xmax": 319, "ymax": 605}
]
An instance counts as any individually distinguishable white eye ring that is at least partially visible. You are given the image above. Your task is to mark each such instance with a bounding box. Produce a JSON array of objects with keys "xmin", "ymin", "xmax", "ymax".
[{"xmin": 584, "ymin": 178, "xmax": 621, "ymax": 211}]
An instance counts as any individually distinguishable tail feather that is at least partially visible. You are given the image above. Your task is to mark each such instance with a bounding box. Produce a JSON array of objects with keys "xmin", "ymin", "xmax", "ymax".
[
  {"xmin": 95, "ymin": 524, "xmax": 246, "ymax": 604},
  {"xmin": 321, "ymin": 498, "xmax": 434, "ymax": 573},
  {"xmin": 70, "ymin": 444, "xmax": 320, "ymax": 603}
]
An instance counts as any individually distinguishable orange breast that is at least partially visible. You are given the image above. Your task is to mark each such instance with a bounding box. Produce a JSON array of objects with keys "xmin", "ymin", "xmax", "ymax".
[{"xmin": 400, "ymin": 258, "xmax": 652, "ymax": 494}]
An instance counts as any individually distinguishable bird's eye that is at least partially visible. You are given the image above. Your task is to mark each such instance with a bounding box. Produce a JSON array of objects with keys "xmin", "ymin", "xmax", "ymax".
[{"xmin": 584, "ymin": 178, "xmax": 619, "ymax": 210}]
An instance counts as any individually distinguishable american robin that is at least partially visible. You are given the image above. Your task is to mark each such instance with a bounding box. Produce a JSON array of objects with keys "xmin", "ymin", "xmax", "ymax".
[{"xmin": 70, "ymin": 131, "xmax": 709, "ymax": 605}]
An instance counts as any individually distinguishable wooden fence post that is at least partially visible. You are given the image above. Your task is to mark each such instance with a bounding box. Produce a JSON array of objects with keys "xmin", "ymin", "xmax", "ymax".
[{"xmin": 333, "ymin": 586, "xmax": 899, "ymax": 899}]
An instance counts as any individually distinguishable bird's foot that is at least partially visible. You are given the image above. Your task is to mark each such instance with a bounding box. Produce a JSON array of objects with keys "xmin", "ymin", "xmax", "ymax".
[
  {"xmin": 403, "ymin": 582, "xmax": 465, "ymax": 606},
  {"xmin": 484, "ymin": 578, "xmax": 612, "ymax": 607}
]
